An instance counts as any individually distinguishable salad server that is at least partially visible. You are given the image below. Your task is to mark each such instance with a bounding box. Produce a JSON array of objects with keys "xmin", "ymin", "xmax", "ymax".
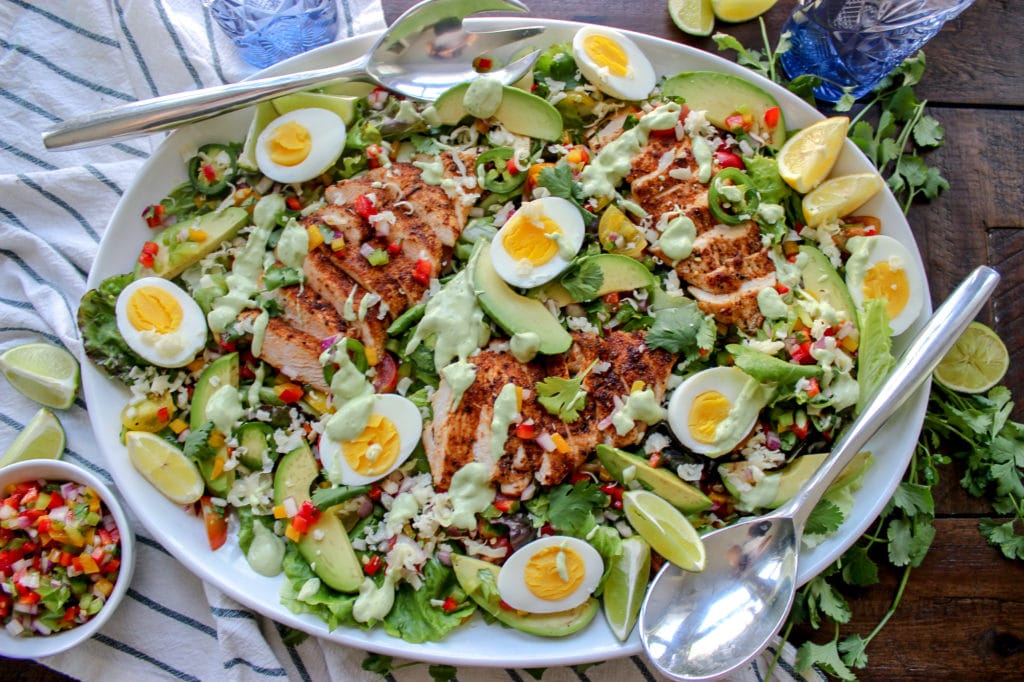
[
  {"xmin": 41, "ymin": 0, "xmax": 542, "ymax": 150},
  {"xmin": 640, "ymin": 265, "xmax": 1001, "ymax": 682}
]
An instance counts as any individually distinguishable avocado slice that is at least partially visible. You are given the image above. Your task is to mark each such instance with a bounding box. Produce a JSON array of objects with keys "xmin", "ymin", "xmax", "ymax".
[
  {"xmin": 189, "ymin": 352, "xmax": 239, "ymax": 496},
  {"xmin": 434, "ymin": 82, "xmax": 563, "ymax": 141},
  {"xmin": 473, "ymin": 241, "xmax": 572, "ymax": 355},
  {"xmin": 660, "ymin": 71, "xmax": 786, "ymax": 149},
  {"xmin": 799, "ymin": 244, "xmax": 859, "ymax": 330},
  {"xmin": 236, "ymin": 421, "xmax": 275, "ymax": 470},
  {"xmin": 134, "ymin": 207, "xmax": 249, "ymax": 280},
  {"xmin": 273, "ymin": 443, "xmax": 363, "ymax": 592},
  {"xmin": 596, "ymin": 445, "xmax": 712, "ymax": 513},
  {"xmin": 535, "ymin": 254, "xmax": 656, "ymax": 306},
  {"xmin": 271, "ymin": 92, "xmax": 357, "ymax": 124},
  {"xmin": 451, "ymin": 554, "xmax": 599, "ymax": 637},
  {"xmin": 721, "ymin": 450, "xmax": 874, "ymax": 512}
]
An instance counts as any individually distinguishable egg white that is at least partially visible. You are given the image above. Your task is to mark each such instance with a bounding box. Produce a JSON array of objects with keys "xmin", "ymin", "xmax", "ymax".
[
  {"xmin": 844, "ymin": 235, "xmax": 925, "ymax": 336},
  {"xmin": 255, "ymin": 108, "xmax": 347, "ymax": 184},
  {"xmin": 497, "ymin": 535, "xmax": 604, "ymax": 614},
  {"xmin": 668, "ymin": 366, "xmax": 765, "ymax": 457},
  {"xmin": 490, "ymin": 196, "xmax": 585, "ymax": 289},
  {"xmin": 115, "ymin": 277, "xmax": 208, "ymax": 368},
  {"xmin": 572, "ymin": 26, "xmax": 656, "ymax": 101},
  {"xmin": 318, "ymin": 393, "xmax": 423, "ymax": 486}
]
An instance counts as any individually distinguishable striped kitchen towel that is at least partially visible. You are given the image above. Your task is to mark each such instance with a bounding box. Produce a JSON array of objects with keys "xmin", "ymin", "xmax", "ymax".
[{"xmin": 0, "ymin": 1, "xmax": 819, "ymax": 680}]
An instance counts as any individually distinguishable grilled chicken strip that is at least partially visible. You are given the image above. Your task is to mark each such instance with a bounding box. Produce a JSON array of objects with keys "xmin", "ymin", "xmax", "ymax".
[
  {"xmin": 238, "ymin": 310, "xmax": 329, "ymax": 392},
  {"xmin": 591, "ymin": 111, "xmax": 777, "ymax": 333},
  {"xmin": 424, "ymin": 331, "xmax": 675, "ymax": 496}
]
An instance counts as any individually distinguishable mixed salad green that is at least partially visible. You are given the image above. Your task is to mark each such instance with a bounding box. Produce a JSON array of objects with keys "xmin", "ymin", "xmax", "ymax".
[{"xmin": 77, "ymin": 33, "xmax": 905, "ymax": 644}]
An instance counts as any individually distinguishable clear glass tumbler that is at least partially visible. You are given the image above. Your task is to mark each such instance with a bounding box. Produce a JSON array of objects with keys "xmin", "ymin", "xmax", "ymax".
[
  {"xmin": 779, "ymin": 0, "xmax": 974, "ymax": 102},
  {"xmin": 205, "ymin": 0, "xmax": 339, "ymax": 69}
]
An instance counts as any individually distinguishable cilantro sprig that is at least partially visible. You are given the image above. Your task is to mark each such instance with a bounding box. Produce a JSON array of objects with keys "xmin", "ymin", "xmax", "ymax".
[{"xmin": 535, "ymin": 359, "xmax": 598, "ymax": 422}]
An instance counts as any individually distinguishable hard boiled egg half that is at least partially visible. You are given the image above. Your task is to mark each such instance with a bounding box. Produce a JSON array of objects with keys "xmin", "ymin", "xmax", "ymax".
[
  {"xmin": 115, "ymin": 277, "xmax": 208, "ymax": 368},
  {"xmin": 668, "ymin": 366, "xmax": 772, "ymax": 458},
  {"xmin": 490, "ymin": 196, "xmax": 585, "ymax": 289},
  {"xmin": 497, "ymin": 535, "xmax": 604, "ymax": 614},
  {"xmin": 572, "ymin": 26, "xmax": 656, "ymax": 101},
  {"xmin": 844, "ymin": 234, "xmax": 925, "ymax": 336},
  {"xmin": 255, "ymin": 108, "xmax": 347, "ymax": 184},
  {"xmin": 319, "ymin": 394, "xmax": 423, "ymax": 486}
]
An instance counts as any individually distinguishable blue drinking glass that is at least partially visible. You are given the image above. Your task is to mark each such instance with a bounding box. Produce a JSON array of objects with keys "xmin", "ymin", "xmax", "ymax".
[
  {"xmin": 205, "ymin": 0, "xmax": 339, "ymax": 69},
  {"xmin": 779, "ymin": 0, "xmax": 974, "ymax": 102}
]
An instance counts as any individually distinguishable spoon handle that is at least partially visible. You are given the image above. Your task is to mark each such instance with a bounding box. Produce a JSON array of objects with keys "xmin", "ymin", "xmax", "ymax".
[
  {"xmin": 41, "ymin": 55, "xmax": 370, "ymax": 151},
  {"xmin": 784, "ymin": 265, "xmax": 1001, "ymax": 529}
]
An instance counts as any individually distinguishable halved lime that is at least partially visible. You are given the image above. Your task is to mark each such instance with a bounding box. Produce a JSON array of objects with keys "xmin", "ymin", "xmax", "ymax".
[
  {"xmin": 934, "ymin": 321, "xmax": 1009, "ymax": 394},
  {"xmin": 623, "ymin": 489, "xmax": 706, "ymax": 572},
  {"xmin": 0, "ymin": 408, "xmax": 66, "ymax": 468},
  {"xmin": 0, "ymin": 342, "xmax": 80, "ymax": 410},
  {"xmin": 668, "ymin": 0, "xmax": 715, "ymax": 37},
  {"xmin": 603, "ymin": 535, "xmax": 652, "ymax": 641},
  {"xmin": 125, "ymin": 431, "xmax": 204, "ymax": 505}
]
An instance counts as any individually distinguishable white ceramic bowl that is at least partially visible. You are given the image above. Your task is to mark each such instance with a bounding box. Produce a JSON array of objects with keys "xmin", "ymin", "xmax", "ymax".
[{"xmin": 0, "ymin": 459, "xmax": 135, "ymax": 659}]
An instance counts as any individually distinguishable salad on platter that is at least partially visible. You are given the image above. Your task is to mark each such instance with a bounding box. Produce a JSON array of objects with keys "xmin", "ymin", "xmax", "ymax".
[{"xmin": 77, "ymin": 25, "xmax": 926, "ymax": 645}]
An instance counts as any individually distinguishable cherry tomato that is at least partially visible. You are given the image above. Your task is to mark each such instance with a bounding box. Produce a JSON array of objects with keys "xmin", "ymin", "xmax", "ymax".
[{"xmin": 372, "ymin": 352, "xmax": 399, "ymax": 394}]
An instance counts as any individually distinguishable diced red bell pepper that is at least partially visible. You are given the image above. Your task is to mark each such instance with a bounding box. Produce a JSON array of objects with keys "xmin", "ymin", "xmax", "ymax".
[
  {"xmin": 774, "ymin": 282, "xmax": 790, "ymax": 295},
  {"xmin": 355, "ymin": 193, "xmax": 378, "ymax": 219},
  {"xmin": 286, "ymin": 195, "xmax": 303, "ymax": 211},
  {"xmin": 142, "ymin": 204, "xmax": 165, "ymax": 228},
  {"xmin": 569, "ymin": 470, "xmax": 591, "ymax": 484},
  {"xmin": 492, "ymin": 498, "xmax": 518, "ymax": 514},
  {"xmin": 412, "ymin": 258, "xmax": 433, "ymax": 285},
  {"xmin": 274, "ymin": 383, "xmax": 304, "ymax": 404},
  {"xmin": 473, "ymin": 56, "xmax": 493, "ymax": 72},
  {"xmin": 764, "ymin": 106, "xmax": 781, "ymax": 129},
  {"xmin": 386, "ymin": 240, "xmax": 402, "ymax": 255},
  {"xmin": 364, "ymin": 554, "xmax": 383, "ymax": 576},
  {"xmin": 804, "ymin": 377, "xmax": 821, "ymax": 398},
  {"xmin": 514, "ymin": 422, "xmax": 536, "ymax": 439},
  {"xmin": 368, "ymin": 485, "xmax": 383, "ymax": 501},
  {"xmin": 602, "ymin": 291, "xmax": 620, "ymax": 307},
  {"xmin": 724, "ymin": 112, "xmax": 752, "ymax": 132},
  {"xmin": 648, "ymin": 451, "xmax": 664, "ymax": 469},
  {"xmin": 791, "ymin": 411, "xmax": 810, "ymax": 440},
  {"xmin": 790, "ymin": 340, "xmax": 815, "ymax": 365},
  {"xmin": 505, "ymin": 158, "xmax": 520, "ymax": 175}
]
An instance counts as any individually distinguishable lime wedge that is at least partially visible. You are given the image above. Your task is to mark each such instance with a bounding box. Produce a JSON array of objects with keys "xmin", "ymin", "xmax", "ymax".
[
  {"xmin": 802, "ymin": 171, "xmax": 885, "ymax": 227},
  {"xmin": 125, "ymin": 431, "xmax": 204, "ymax": 505},
  {"xmin": 777, "ymin": 116, "xmax": 850, "ymax": 194},
  {"xmin": 668, "ymin": 0, "xmax": 715, "ymax": 37},
  {"xmin": 0, "ymin": 342, "xmax": 80, "ymax": 410},
  {"xmin": 602, "ymin": 535, "xmax": 652, "ymax": 641},
  {"xmin": 0, "ymin": 408, "xmax": 66, "ymax": 468},
  {"xmin": 711, "ymin": 0, "xmax": 779, "ymax": 23},
  {"xmin": 934, "ymin": 321, "xmax": 1009, "ymax": 394},
  {"xmin": 623, "ymin": 489, "xmax": 706, "ymax": 572}
]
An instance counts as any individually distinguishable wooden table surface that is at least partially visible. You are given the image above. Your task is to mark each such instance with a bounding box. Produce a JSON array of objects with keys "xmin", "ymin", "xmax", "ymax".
[{"xmin": 12, "ymin": 0, "xmax": 1024, "ymax": 679}]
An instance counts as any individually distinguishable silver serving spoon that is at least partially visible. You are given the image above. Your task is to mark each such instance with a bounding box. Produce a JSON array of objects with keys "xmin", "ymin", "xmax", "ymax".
[
  {"xmin": 640, "ymin": 265, "xmax": 1001, "ymax": 682},
  {"xmin": 42, "ymin": 0, "xmax": 542, "ymax": 150}
]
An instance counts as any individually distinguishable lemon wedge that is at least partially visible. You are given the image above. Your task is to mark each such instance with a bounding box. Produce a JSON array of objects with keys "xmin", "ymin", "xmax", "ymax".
[
  {"xmin": 802, "ymin": 171, "xmax": 885, "ymax": 227},
  {"xmin": 777, "ymin": 116, "xmax": 850, "ymax": 193},
  {"xmin": 712, "ymin": 0, "xmax": 779, "ymax": 23},
  {"xmin": 125, "ymin": 431, "xmax": 204, "ymax": 505}
]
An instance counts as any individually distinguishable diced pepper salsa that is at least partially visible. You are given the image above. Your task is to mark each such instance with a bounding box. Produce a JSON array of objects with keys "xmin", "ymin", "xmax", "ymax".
[{"xmin": 0, "ymin": 479, "xmax": 122, "ymax": 637}]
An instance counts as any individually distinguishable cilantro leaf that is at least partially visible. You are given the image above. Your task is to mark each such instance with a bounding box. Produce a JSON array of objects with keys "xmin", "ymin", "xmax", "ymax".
[
  {"xmin": 796, "ymin": 640, "xmax": 856, "ymax": 681},
  {"xmin": 183, "ymin": 421, "xmax": 218, "ymax": 462},
  {"xmin": 537, "ymin": 163, "xmax": 596, "ymax": 221},
  {"xmin": 805, "ymin": 498, "xmax": 844, "ymax": 537},
  {"xmin": 888, "ymin": 481, "xmax": 935, "ymax": 518},
  {"xmin": 645, "ymin": 302, "xmax": 716, "ymax": 358},
  {"xmin": 558, "ymin": 258, "xmax": 604, "ymax": 302},
  {"xmin": 887, "ymin": 517, "xmax": 936, "ymax": 567},
  {"xmin": 535, "ymin": 360, "xmax": 597, "ymax": 422},
  {"xmin": 840, "ymin": 545, "xmax": 879, "ymax": 587},
  {"xmin": 839, "ymin": 633, "xmax": 871, "ymax": 669},
  {"xmin": 530, "ymin": 480, "xmax": 608, "ymax": 537},
  {"xmin": 979, "ymin": 517, "xmax": 1024, "ymax": 560}
]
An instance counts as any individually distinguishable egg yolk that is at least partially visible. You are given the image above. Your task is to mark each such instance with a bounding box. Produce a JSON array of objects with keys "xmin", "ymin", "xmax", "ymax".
[
  {"xmin": 268, "ymin": 121, "xmax": 312, "ymax": 167},
  {"xmin": 524, "ymin": 546, "xmax": 585, "ymax": 601},
  {"xmin": 583, "ymin": 34, "xmax": 629, "ymax": 77},
  {"xmin": 688, "ymin": 391, "xmax": 732, "ymax": 444},
  {"xmin": 127, "ymin": 286, "xmax": 182, "ymax": 334},
  {"xmin": 502, "ymin": 212, "xmax": 563, "ymax": 266},
  {"xmin": 342, "ymin": 413, "xmax": 400, "ymax": 477},
  {"xmin": 862, "ymin": 261, "xmax": 910, "ymax": 320}
]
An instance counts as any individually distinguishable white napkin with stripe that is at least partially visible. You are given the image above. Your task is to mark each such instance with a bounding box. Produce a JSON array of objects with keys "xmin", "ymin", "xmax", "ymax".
[{"xmin": 0, "ymin": 2, "xmax": 815, "ymax": 680}]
